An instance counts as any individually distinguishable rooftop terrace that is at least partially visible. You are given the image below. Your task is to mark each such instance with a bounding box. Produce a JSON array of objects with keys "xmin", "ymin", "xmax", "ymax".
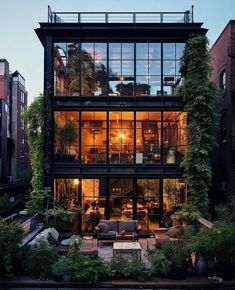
[{"xmin": 48, "ymin": 5, "xmax": 194, "ymax": 24}]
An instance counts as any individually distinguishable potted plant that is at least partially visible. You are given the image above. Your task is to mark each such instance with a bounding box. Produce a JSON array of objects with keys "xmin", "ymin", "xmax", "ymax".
[
  {"xmin": 171, "ymin": 203, "xmax": 200, "ymax": 227},
  {"xmin": 162, "ymin": 242, "xmax": 188, "ymax": 280}
]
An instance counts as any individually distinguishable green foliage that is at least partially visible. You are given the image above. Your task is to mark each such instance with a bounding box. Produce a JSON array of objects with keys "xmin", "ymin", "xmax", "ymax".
[
  {"xmin": 150, "ymin": 250, "xmax": 171, "ymax": 277},
  {"xmin": 161, "ymin": 242, "xmax": 188, "ymax": 268},
  {"xmin": 172, "ymin": 203, "xmax": 200, "ymax": 223},
  {"xmin": 0, "ymin": 220, "xmax": 23, "ymax": 276},
  {"xmin": 184, "ymin": 221, "xmax": 235, "ymax": 263},
  {"xmin": 27, "ymin": 187, "xmax": 51, "ymax": 215},
  {"xmin": 109, "ymin": 254, "xmax": 149, "ymax": 280},
  {"xmin": 23, "ymin": 93, "xmax": 51, "ymax": 214},
  {"xmin": 23, "ymin": 94, "xmax": 44, "ymax": 191},
  {"xmin": 178, "ymin": 34, "xmax": 220, "ymax": 214},
  {"xmin": 24, "ymin": 241, "xmax": 57, "ymax": 278},
  {"xmin": 215, "ymin": 197, "xmax": 235, "ymax": 222},
  {"xmin": 73, "ymin": 255, "xmax": 109, "ymax": 284},
  {"xmin": 52, "ymin": 255, "xmax": 73, "ymax": 277}
]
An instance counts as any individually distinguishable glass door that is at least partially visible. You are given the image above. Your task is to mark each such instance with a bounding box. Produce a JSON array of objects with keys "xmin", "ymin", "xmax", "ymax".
[
  {"xmin": 136, "ymin": 179, "xmax": 160, "ymax": 233},
  {"xmin": 81, "ymin": 179, "xmax": 106, "ymax": 233}
]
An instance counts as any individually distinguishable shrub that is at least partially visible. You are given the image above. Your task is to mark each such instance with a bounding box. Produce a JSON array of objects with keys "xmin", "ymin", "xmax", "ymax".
[
  {"xmin": 0, "ymin": 220, "xmax": 23, "ymax": 276},
  {"xmin": 24, "ymin": 241, "xmax": 57, "ymax": 278},
  {"xmin": 73, "ymin": 255, "xmax": 109, "ymax": 284},
  {"xmin": 150, "ymin": 250, "xmax": 171, "ymax": 277},
  {"xmin": 110, "ymin": 254, "xmax": 149, "ymax": 280}
]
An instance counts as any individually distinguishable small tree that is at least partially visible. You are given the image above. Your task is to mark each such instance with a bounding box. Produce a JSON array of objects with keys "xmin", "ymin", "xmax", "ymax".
[{"xmin": 178, "ymin": 34, "xmax": 220, "ymax": 214}]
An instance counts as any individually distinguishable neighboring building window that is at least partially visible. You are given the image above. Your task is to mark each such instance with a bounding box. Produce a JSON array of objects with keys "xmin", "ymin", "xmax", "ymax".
[
  {"xmin": 54, "ymin": 111, "xmax": 79, "ymax": 162},
  {"xmin": 54, "ymin": 42, "xmax": 185, "ymax": 97},
  {"xmin": 219, "ymin": 70, "xmax": 226, "ymax": 91},
  {"xmin": 220, "ymin": 113, "xmax": 227, "ymax": 144}
]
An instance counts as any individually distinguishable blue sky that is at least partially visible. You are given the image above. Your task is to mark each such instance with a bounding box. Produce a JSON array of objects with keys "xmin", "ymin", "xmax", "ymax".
[{"xmin": 0, "ymin": 0, "xmax": 234, "ymax": 103}]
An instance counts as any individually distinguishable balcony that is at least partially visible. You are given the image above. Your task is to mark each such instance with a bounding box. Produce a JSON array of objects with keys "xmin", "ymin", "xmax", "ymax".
[{"xmin": 48, "ymin": 6, "xmax": 194, "ymax": 24}]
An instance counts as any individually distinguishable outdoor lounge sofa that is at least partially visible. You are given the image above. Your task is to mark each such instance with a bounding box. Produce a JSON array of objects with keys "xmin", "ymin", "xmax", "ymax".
[{"xmin": 95, "ymin": 219, "xmax": 141, "ymax": 246}]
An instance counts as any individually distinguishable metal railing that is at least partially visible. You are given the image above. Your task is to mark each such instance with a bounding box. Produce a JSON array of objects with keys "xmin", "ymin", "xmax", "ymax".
[{"xmin": 48, "ymin": 6, "xmax": 194, "ymax": 24}]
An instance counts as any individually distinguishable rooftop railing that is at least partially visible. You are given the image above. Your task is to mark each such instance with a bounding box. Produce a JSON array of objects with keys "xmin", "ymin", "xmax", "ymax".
[{"xmin": 48, "ymin": 6, "xmax": 194, "ymax": 24}]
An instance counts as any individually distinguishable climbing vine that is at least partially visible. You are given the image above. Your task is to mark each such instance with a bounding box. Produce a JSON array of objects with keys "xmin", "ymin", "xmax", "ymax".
[
  {"xmin": 178, "ymin": 34, "xmax": 220, "ymax": 214},
  {"xmin": 23, "ymin": 93, "xmax": 50, "ymax": 214}
]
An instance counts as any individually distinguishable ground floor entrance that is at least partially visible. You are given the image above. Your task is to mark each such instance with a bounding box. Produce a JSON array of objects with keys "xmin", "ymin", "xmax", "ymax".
[{"xmin": 53, "ymin": 178, "xmax": 187, "ymax": 235}]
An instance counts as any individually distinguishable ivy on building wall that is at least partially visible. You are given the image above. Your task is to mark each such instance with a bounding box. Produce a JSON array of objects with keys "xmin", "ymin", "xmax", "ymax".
[
  {"xmin": 23, "ymin": 94, "xmax": 50, "ymax": 214},
  {"xmin": 178, "ymin": 34, "xmax": 220, "ymax": 214}
]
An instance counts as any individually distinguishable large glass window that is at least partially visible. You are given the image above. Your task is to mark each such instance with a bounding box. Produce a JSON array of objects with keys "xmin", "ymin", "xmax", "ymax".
[
  {"xmin": 81, "ymin": 112, "xmax": 107, "ymax": 163},
  {"xmin": 163, "ymin": 112, "xmax": 187, "ymax": 164},
  {"xmin": 163, "ymin": 43, "xmax": 185, "ymax": 96},
  {"xmin": 54, "ymin": 112, "xmax": 79, "ymax": 162},
  {"xmin": 54, "ymin": 42, "xmax": 185, "ymax": 97},
  {"xmin": 136, "ymin": 112, "xmax": 161, "ymax": 163},
  {"xmin": 109, "ymin": 112, "xmax": 134, "ymax": 163},
  {"xmin": 136, "ymin": 43, "xmax": 161, "ymax": 96},
  {"xmin": 110, "ymin": 178, "xmax": 133, "ymax": 220},
  {"xmin": 108, "ymin": 43, "xmax": 134, "ymax": 96}
]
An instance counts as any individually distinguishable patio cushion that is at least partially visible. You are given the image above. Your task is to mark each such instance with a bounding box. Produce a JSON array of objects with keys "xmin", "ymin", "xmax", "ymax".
[
  {"xmin": 99, "ymin": 220, "xmax": 118, "ymax": 231},
  {"xmin": 119, "ymin": 221, "xmax": 137, "ymax": 232},
  {"xmin": 99, "ymin": 230, "xmax": 116, "ymax": 240},
  {"xmin": 98, "ymin": 222, "xmax": 111, "ymax": 233},
  {"xmin": 48, "ymin": 227, "xmax": 59, "ymax": 241}
]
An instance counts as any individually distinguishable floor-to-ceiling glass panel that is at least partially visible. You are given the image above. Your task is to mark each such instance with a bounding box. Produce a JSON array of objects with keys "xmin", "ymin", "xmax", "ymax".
[
  {"xmin": 109, "ymin": 178, "xmax": 133, "ymax": 220},
  {"xmin": 109, "ymin": 112, "xmax": 134, "ymax": 163},
  {"xmin": 53, "ymin": 178, "xmax": 80, "ymax": 232},
  {"xmin": 54, "ymin": 112, "xmax": 79, "ymax": 162},
  {"xmin": 137, "ymin": 179, "xmax": 160, "ymax": 233},
  {"xmin": 163, "ymin": 178, "xmax": 187, "ymax": 218},
  {"xmin": 163, "ymin": 112, "xmax": 187, "ymax": 164},
  {"xmin": 81, "ymin": 112, "xmax": 106, "ymax": 163},
  {"xmin": 136, "ymin": 112, "xmax": 161, "ymax": 164},
  {"xmin": 81, "ymin": 179, "xmax": 106, "ymax": 233}
]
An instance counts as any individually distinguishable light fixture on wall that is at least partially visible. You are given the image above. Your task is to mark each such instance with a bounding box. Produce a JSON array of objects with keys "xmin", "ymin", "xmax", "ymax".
[{"xmin": 73, "ymin": 179, "xmax": 79, "ymax": 185}]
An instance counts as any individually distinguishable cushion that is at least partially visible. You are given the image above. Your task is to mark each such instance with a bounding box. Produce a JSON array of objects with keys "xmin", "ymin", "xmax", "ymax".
[
  {"xmin": 99, "ymin": 220, "xmax": 118, "ymax": 231},
  {"xmin": 120, "ymin": 230, "xmax": 126, "ymax": 236},
  {"xmin": 166, "ymin": 226, "xmax": 183, "ymax": 238},
  {"xmin": 48, "ymin": 227, "xmax": 59, "ymax": 241},
  {"xmin": 98, "ymin": 222, "xmax": 111, "ymax": 233},
  {"xmin": 99, "ymin": 230, "xmax": 116, "ymax": 240},
  {"xmin": 47, "ymin": 233, "xmax": 57, "ymax": 245},
  {"xmin": 119, "ymin": 221, "xmax": 137, "ymax": 232}
]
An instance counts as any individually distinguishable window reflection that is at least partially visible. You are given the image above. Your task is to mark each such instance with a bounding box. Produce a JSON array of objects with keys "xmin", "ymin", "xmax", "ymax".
[
  {"xmin": 163, "ymin": 112, "xmax": 187, "ymax": 164},
  {"xmin": 54, "ymin": 112, "xmax": 79, "ymax": 162},
  {"xmin": 54, "ymin": 42, "xmax": 185, "ymax": 97},
  {"xmin": 109, "ymin": 112, "xmax": 134, "ymax": 164}
]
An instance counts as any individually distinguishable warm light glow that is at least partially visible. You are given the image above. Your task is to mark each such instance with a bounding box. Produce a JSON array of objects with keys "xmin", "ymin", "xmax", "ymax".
[
  {"xmin": 119, "ymin": 76, "xmax": 125, "ymax": 81},
  {"xmin": 74, "ymin": 179, "xmax": 79, "ymax": 185},
  {"xmin": 117, "ymin": 132, "xmax": 126, "ymax": 139}
]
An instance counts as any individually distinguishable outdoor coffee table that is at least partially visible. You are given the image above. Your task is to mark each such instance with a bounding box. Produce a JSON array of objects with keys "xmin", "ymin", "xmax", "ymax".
[{"xmin": 113, "ymin": 241, "xmax": 141, "ymax": 260}]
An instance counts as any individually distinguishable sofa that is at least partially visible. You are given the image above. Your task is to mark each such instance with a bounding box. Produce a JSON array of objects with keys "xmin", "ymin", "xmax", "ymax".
[{"xmin": 95, "ymin": 219, "xmax": 141, "ymax": 246}]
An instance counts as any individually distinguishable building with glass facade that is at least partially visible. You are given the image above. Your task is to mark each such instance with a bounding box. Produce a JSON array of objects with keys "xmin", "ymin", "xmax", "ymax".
[{"xmin": 36, "ymin": 8, "xmax": 207, "ymax": 234}]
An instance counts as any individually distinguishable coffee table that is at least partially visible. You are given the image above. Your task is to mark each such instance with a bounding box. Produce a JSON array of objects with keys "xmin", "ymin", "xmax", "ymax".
[{"xmin": 113, "ymin": 241, "xmax": 141, "ymax": 260}]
